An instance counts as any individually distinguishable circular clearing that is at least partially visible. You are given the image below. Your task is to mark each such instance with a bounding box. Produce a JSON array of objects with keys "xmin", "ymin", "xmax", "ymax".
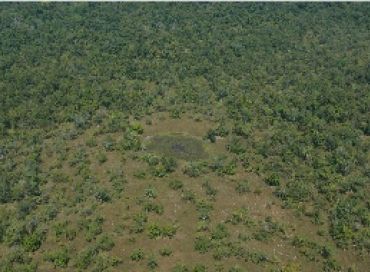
[{"xmin": 145, "ymin": 135, "xmax": 208, "ymax": 160}]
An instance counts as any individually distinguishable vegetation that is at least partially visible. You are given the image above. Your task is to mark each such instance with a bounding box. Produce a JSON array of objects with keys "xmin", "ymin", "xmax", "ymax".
[{"xmin": 0, "ymin": 2, "xmax": 369, "ymax": 271}]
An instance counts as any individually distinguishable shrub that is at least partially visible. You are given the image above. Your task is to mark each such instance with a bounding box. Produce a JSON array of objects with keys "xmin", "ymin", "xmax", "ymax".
[
  {"xmin": 211, "ymin": 224, "xmax": 229, "ymax": 240},
  {"xmin": 102, "ymin": 136, "xmax": 116, "ymax": 151},
  {"xmin": 229, "ymin": 266, "xmax": 244, "ymax": 272},
  {"xmin": 162, "ymin": 224, "xmax": 178, "ymax": 238},
  {"xmin": 214, "ymin": 122, "xmax": 229, "ymax": 137},
  {"xmin": 96, "ymin": 234, "xmax": 115, "ymax": 251},
  {"xmin": 208, "ymin": 156, "xmax": 236, "ymax": 176},
  {"xmin": 181, "ymin": 190, "xmax": 196, "ymax": 203},
  {"xmin": 196, "ymin": 200, "xmax": 213, "ymax": 221},
  {"xmin": 143, "ymin": 201, "xmax": 164, "ymax": 215},
  {"xmin": 147, "ymin": 224, "xmax": 162, "ymax": 239},
  {"xmin": 53, "ymin": 221, "xmax": 76, "ymax": 241},
  {"xmin": 17, "ymin": 199, "xmax": 36, "ymax": 219},
  {"xmin": 0, "ymin": 177, "xmax": 11, "ymax": 203},
  {"xmin": 161, "ymin": 156, "xmax": 177, "ymax": 173},
  {"xmin": 264, "ymin": 174, "xmax": 280, "ymax": 186},
  {"xmin": 212, "ymin": 244, "xmax": 233, "ymax": 260},
  {"xmin": 22, "ymin": 230, "xmax": 45, "ymax": 252},
  {"xmin": 132, "ymin": 212, "xmax": 147, "ymax": 233},
  {"xmin": 183, "ymin": 161, "xmax": 207, "ymax": 177},
  {"xmin": 194, "ymin": 235, "xmax": 212, "ymax": 253},
  {"xmin": 152, "ymin": 164, "xmax": 168, "ymax": 177},
  {"xmin": 95, "ymin": 189, "xmax": 111, "ymax": 203},
  {"xmin": 227, "ymin": 137, "xmax": 246, "ymax": 155},
  {"xmin": 172, "ymin": 264, "xmax": 189, "ymax": 272},
  {"xmin": 69, "ymin": 148, "xmax": 89, "ymax": 167},
  {"xmin": 233, "ymin": 123, "xmax": 251, "ymax": 138},
  {"xmin": 142, "ymin": 153, "xmax": 161, "ymax": 166},
  {"xmin": 149, "ymin": 156, "xmax": 177, "ymax": 177},
  {"xmin": 75, "ymin": 246, "xmax": 97, "ymax": 269},
  {"xmin": 79, "ymin": 216, "xmax": 104, "ymax": 242},
  {"xmin": 108, "ymin": 168, "xmax": 126, "ymax": 195},
  {"xmin": 144, "ymin": 186, "xmax": 157, "ymax": 199},
  {"xmin": 86, "ymin": 137, "xmax": 97, "ymax": 147},
  {"xmin": 130, "ymin": 122, "xmax": 144, "ymax": 134},
  {"xmin": 193, "ymin": 264, "xmax": 207, "ymax": 272},
  {"xmin": 159, "ymin": 247, "xmax": 172, "ymax": 256},
  {"xmin": 147, "ymin": 255, "xmax": 158, "ymax": 270},
  {"xmin": 50, "ymin": 171, "xmax": 70, "ymax": 183},
  {"xmin": 0, "ymin": 248, "xmax": 37, "ymax": 271},
  {"xmin": 226, "ymin": 208, "xmax": 252, "ymax": 226},
  {"xmin": 130, "ymin": 248, "xmax": 144, "ymax": 261},
  {"xmin": 73, "ymin": 114, "xmax": 90, "ymax": 129},
  {"xmin": 96, "ymin": 152, "xmax": 107, "ymax": 164},
  {"xmin": 235, "ymin": 180, "xmax": 250, "ymax": 194},
  {"xmin": 92, "ymin": 254, "xmax": 122, "ymax": 272},
  {"xmin": 202, "ymin": 181, "xmax": 217, "ymax": 198},
  {"xmin": 196, "ymin": 221, "xmax": 209, "ymax": 232},
  {"xmin": 170, "ymin": 108, "xmax": 181, "ymax": 119},
  {"xmin": 205, "ymin": 129, "xmax": 217, "ymax": 143},
  {"xmin": 120, "ymin": 131, "xmax": 141, "ymax": 151},
  {"xmin": 44, "ymin": 247, "xmax": 70, "ymax": 268},
  {"xmin": 169, "ymin": 179, "xmax": 183, "ymax": 190},
  {"xmin": 147, "ymin": 223, "xmax": 177, "ymax": 239}
]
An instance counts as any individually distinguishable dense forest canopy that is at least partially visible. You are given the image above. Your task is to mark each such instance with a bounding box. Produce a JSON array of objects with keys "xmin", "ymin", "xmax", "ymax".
[{"xmin": 0, "ymin": 3, "xmax": 369, "ymax": 272}]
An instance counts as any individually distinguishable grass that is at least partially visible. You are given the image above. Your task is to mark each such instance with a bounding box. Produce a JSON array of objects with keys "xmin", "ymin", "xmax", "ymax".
[{"xmin": 145, "ymin": 134, "xmax": 208, "ymax": 161}]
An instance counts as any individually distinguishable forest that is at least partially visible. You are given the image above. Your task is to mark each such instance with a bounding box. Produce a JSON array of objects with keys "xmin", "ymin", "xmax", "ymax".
[{"xmin": 0, "ymin": 2, "xmax": 369, "ymax": 272}]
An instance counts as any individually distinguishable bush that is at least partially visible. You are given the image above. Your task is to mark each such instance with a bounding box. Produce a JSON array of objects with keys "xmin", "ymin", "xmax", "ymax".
[
  {"xmin": 96, "ymin": 234, "xmax": 115, "ymax": 251},
  {"xmin": 161, "ymin": 156, "xmax": 177, "ymax": 173},
  {"xmin": 194, "ymin": 235, "xmax": 212, "ymax": 253},
  {"xmin": 130, "ymin": 248, "xmax": 144, "ymax": 261},
  {"xmin": 196, "ymin": 200, "xmax": 213, "ymax": 221},
  {"xmin": 120, "ymin": 131, "xmax": 141, "ymax": 151},
  {"xmin": 211, "ymin": 224, "xmax": 229, "ymax": 240},
  {"xmin": 205, "ymin": 129, "xmax": 217, "ymax": 143},
  {"xmin": 172, "ymin": 264, "xmax": 189, "ymax": 272},
  {"xmin": 147, "ymin": 255, "xmax": 158, "ymax": 270},
  {"xmin": 208, "ymin": 156, "xmax": 236, "ymax": 176},
  {"xmin": 132, "ymin": 212, "xmax": 147, "ymax": 233},
  {"xmin": 264, "ymin": 174, "xmax": 280, "ymax": 186},
  {"xmin": 22, "ymin": 230, "xmax": 45, "ymax": 252},
  {"xmin": 96, "ymin": 152, "xmax": 107, "ymax": 164},
  {"xmin": 149, "ymin": 156, "xmax": 177, "ymax": 177},
  {"xmin": 183, "ymin": 161, "xmax": 207, "ymax": 177},
  {"xmin": 202, "ymin": 181, "xmax": 217, "ymax": 198},
  {"xmin": 169, "ymin": 179, "xmax": 183, "ymax": 190},
  {"xmin": 193, "ymin": 264, "xmax": 207, "ymax": 272},
  {"xmin": 159, "ymin": 247, "xmax": 172, "ymax": 256},
  {"xmin": 130, "ymin": 122, "xmax": 144, "ymax": 134},
  {"xmin": 53, "ymin": 221, "xmax": 76, "ymax": 241},
  {"xmin": 144, "ymin": 186, "xmax": 157, "ymax": 199},
  {"xmin": 75, "ymin": 246, "xmax": 97, "ymax": 269},
  {"xmin": 235, "ymin": 180, "xmax": 250, "ymax": 194},
  {"xmin": 226, "ymin": 208, "xmax": 252, "ymax": 226},
  {"xmin": 92, "ymin": 253, "xmax": 122, "ymax": 272},
  {"xmin": 147, "ymin": 223, "xmax": 177, "ymax": 239},
  {"xmin": 79, "ymin": 216, "xmax": 104, "ymax": 242},
  {"xmin": 86, "ymin": 137, "xmax": 97, "ymax": 147},
  {"xmin": 44, "ymin": 247, "xmax": 70, "ymax": 268},
  {"xmin": 229, "ymin": 266, "xmax": 244, "ymax": 272},
  {"xmin": 227, "ymin": 137, "xmax": 246, "ymax": 155},
  {"xmin": 143, "ymin": 201, "xmax": 164, "ymax": 215},
  {"xmin": 0, "ymin": 177, "xmax": 11, "ymax": 203},
  {"xmin": 181, "ymin": 190, "xmax": 196, "ymax": 203},
  {"xmin": 102, "ymin": 136, "xmax": 115, "ymax": 151},
  {"xmin": 95, "ymin": 189, "xmax": 111, "ymax": 203}
]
